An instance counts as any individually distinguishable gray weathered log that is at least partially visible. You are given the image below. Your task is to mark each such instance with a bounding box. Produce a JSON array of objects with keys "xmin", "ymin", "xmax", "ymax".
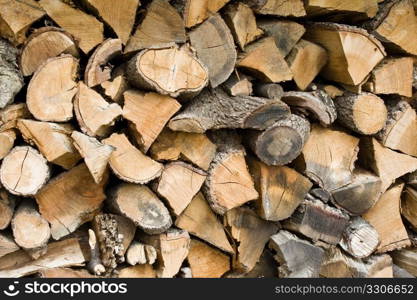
[{"xmin": 0, "ymin": 39, "xmax": 24, "ymax": 109}]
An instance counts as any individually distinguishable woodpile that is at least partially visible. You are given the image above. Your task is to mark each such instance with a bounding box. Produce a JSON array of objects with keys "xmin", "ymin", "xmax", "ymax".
[{"xmin": 1, "ymin": 0, "xmax": 417, "ymax": 278}]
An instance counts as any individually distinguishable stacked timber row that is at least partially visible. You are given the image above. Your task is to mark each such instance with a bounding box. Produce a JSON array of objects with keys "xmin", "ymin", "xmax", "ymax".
[{"xmin": 0, "ymin": 0, "xmax": 417, "ymax": 278}]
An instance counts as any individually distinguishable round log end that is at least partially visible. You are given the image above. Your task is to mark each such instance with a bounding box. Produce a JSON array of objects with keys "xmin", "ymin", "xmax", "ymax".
[{"xmin": 0, "ymin": 146, "xmax": 50, "ymax": 196}]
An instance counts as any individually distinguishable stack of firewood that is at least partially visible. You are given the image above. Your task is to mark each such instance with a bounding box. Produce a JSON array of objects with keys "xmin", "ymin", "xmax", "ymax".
[{"xmin": 0, "ymin": 0, "xmax": 417, "ymax": 278}]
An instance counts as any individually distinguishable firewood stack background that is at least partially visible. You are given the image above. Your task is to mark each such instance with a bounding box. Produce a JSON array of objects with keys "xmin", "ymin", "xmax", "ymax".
[{"xmin": 0, "ymin": 0, "xmax": 417, "ymax": 278}]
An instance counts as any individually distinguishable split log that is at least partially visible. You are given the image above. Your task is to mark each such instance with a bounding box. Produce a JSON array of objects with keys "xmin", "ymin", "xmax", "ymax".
[
  {"xmin": 168, "ymin": 88, "xmax": 290, "ymax": 133},
  {"xmin": 0, "ymin": 39, "xmax": 24, "ymax": 109},
  {"xmin": 11, "ymin": 200, "xmax": 51, "ymax": 251},
  {"xmin": 253, "ymin": 83, "xmax": 283, "ymax": 100},
  {"xmin": 242, "ymin": 0, "xmax": 306, "ymax": 17},
  {"xmin": 35, "ymin": 163, "xmax": 108, "ymax": 240},
  {"xmin": 107, "ymin": 183, "xmax": 172, "ymax": 234},
  {"xmin": 0, "ymin": 248, "xmax": 32, "ymax": 270},
  {"xmin": 295, "ymin": 125, "xmax": 359, "ymax": 191},
  {"xmin": 402, "ymin": 187, "xmax": 417, "ymax": 230},
  {"xmin": 187, "ymin": 239, "xmax": 230, "ymax": 278},
  {"xmin": 286, "ymin": 39, "xmax": 328, "ymax": 90},
  {"xmin": 0, "ymin": 103, "xmax": 31, "ymax": 130},
  {"xmin": 75, "ymin": 83, "xmax": 122, "ymax": 137},
  {"xmin": 367, "ymin": 0, "xmax": 417, "ymax": 55},
  {"xmin": 330, "ymin": 169, "xmax": 382, "ymax": 215},
  {"xmin": 142, "ymin": 228, "xmax": 190, "ymax": 278},
  {"xmin": 125, "ymin": 0, "xmax": 186, "ymax": 53},
  {"xmin": 223, "ymin": 2, "xmax": 263, "ymax": 50},
  {"xmin": 222, "ymin": 72, "xmax": 253, "ymax": 97},
  {"xmin": 126, "ymin": 45, "xmax": 208, "ymax": 99},
  {"xmin": 80, "ymin": 0, "xmax": 140, "ymax": 45},
  {"xmin": 145, "ymin": 244, "xmax": 157, "ymax": 265},
  {"xmin": 39, "ymin": 0, "xmax": 104, "ymax": 53},
  {"xmin": 334, "ymin": 92, "xmax": 387, "ymax": 135},
  {"xmin": 150, "ymin": 129, "xmax": 216, "ymax": 171},
  {"xmin": 71, "ymin": 131, "xmax": 114, "ymax": 184},
  {"xmin": 0, "ymin": 0, "xmax": 45, "ymax": 44},
  {"xmin": 320, "ymin": 246, "xmax": 392, "ymax": 278},
  {"xmin": 237, "ymin": 37, "xmax": 293, "ymax": 83},
  {"xmin": 364, "ymin": 57, "xmax": 414, "ymax": 97},
  {"xmin": 103, "ymin": 133, "xmax": 163, "ymax": 184},
  {"xmin": 0, "ymin": 232, "xmax": 19, "ymax": 259},
  {"xmin": 126, "ymin": 242, "xmax": 156, "ymax": 266},
  {"xmin": 92, "ymin": 214, "xmax": 125, "ymax": 273},
  {"xmin": 172, "ymin": 0, "xmax": 230, "ymax": 28},
  {"xmin": 20, "ymin": 27, "xmax": 79, "ymax": 76},
  {"xmin": 339, "ymin": 217, "xmax": 379, "ymax": 259},
  {"xmin": 126, "ymin": 241, "xmax": 146, "ymax": 265},
  {"xmin": 18, "ymin": 119, "xmax": 81, "ymax": 169},
  {"xmin": 175, "ymin": 192, "xmax": 233, "ymax": 253},
  {"xmin": 154, "ymin": 162, "xmax": 207, "ymax": 216},
  {"xmin": 304, "ymin": 0, "xmax": 378, "ymax": 18},
  {"xmin": 359, "ymin": 138, "xmax": 417, "ymax": 193},
  {"xmin": 84, "ymin": 39, "xmax": 122, "ymax": 87},
  {"xmin": 248, "ymin": 158, "xmax": 312, "ymax": 221},
  {"xmin": 376, "ymin": 100, "xmax": 417, "ymax": 157},
  {"xmin": 39, "ymin": 267, "xmax": 95, "ymax": 278},
  {"xmin": 87, "ymin": 229, "xmax": 105, "ymax": 275},
  {"xmin": 305, "ymin": 23, "xmax": 385, "ymax": 85},
  {"xmin": 0, "ymin": 129, "xmax": 15, "ymax": 160},
  {"xmin": 189, "ymin": 14, "xmax": 236, "ymax": 88},
  {"xmin": 118, "ymin": 264, "xmax": 156, "ymax": 278},
  {"xmin": 269, "ymin": 230, "xmax": 324, "ymax": 278},
  {"xmin": 248, "ymin": 114, "xmax": 310, "ymax": 166},
  {"xmin": 281, "ymin": 90, "xmax": 337, "ymax": 126},
  {"xmin": 225, "ymin": 207, "xmax": 279, "ymax": 272},
  {"xmin": 27, "ymin": 54, "xmax": 78, "ymax": 122},
  {"xmin": 392, "ymin": 248, "xmax": 417, "ymax": 277},
  {"xmin": 0, "ymin": 238, "xmax": 88, "ymax": 278},
  {"xmin": 363, "ymin": 183, "xmax": 411, "ymax": 253},
  {"xmin": 101, "ymin": 74, "xmax": 129, "ymax": 104},
  {"xmin": 202, "ymin": 132, "xmax": 259, "ymax": 215},
  {"xmin": 0, "ymin": 190, "xmax": 15, "ymax": 230},
  {"xmin": 257, "ymin": 19, "xmax": 305, "ymax": 57},
  {"xmin": 283, "ymin": 199, "xmax": 350, "ymax": 244},
  {"xmin": 123, "ymin": 90, "xmax": 181, "ymax": 153},
  {"xmin": 0, "ymin": 146, "xmax": 50, "ymax": 196}
]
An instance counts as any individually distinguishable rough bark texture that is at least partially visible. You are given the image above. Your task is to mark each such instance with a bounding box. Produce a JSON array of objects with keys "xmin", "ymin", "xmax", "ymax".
[
  {"xmin": 169, "ymin": 88, "xmax": 290, "ymax": 133},
  {"xmin": 334, "ymin": 92, "xmax": 387, "ymax": 135},
  {"xmin": 0, "ymin": 39, "xmax": 23, "ymax": 109},
  {"xmin": 248, "ymin": 114, "xmax": 310, "ymax": 166},
  {"xmin": 281, "ymin": 90, "xmax": 337, "ymax": 126}
]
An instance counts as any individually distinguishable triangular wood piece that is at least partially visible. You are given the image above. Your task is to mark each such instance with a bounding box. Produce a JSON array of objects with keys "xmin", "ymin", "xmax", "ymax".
[
  {"xmin": 71, "ymin": 131, "xmax": 114, "ymax": 184},
  {"xmin": 125, "ymin": 0, "xmax": 185, "ymax": 53},
  {"xmin": 363, "ymin": 183, "xmax": 411, "ymax": 253},
  {"xmin": 175, "ymin": 192, "xmax": 233, "ymax": 253},
  {"xmin": 359, "ymin": 138, "xmax": 417, "ymax": 193},
  {"xmin": 225, "ymin": 207, "xmax": 279, "ymax": 273},
  {"xmin": 18, "ymin": 119, "xmax": 81, "ymax": 169}
]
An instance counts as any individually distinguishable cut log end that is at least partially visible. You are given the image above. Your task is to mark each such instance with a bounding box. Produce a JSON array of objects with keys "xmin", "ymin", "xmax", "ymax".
[
  {"xmin": 126, "ymin": 46, "xmax": 208, "ymax": 99},
  {"xmin": 249, "ymin": 115, "xmax": 310, "ymax": 166},
  {"xmin": 335, "ymin": 92, "xmax": 387, "ymax": 135},
  {"xmin": 0, "ymin": 146, "xmax": 50, "ymax": 196},
  {"xmin": 108, "ymin": 184, "xmax": 172, "ymax": 235}
]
